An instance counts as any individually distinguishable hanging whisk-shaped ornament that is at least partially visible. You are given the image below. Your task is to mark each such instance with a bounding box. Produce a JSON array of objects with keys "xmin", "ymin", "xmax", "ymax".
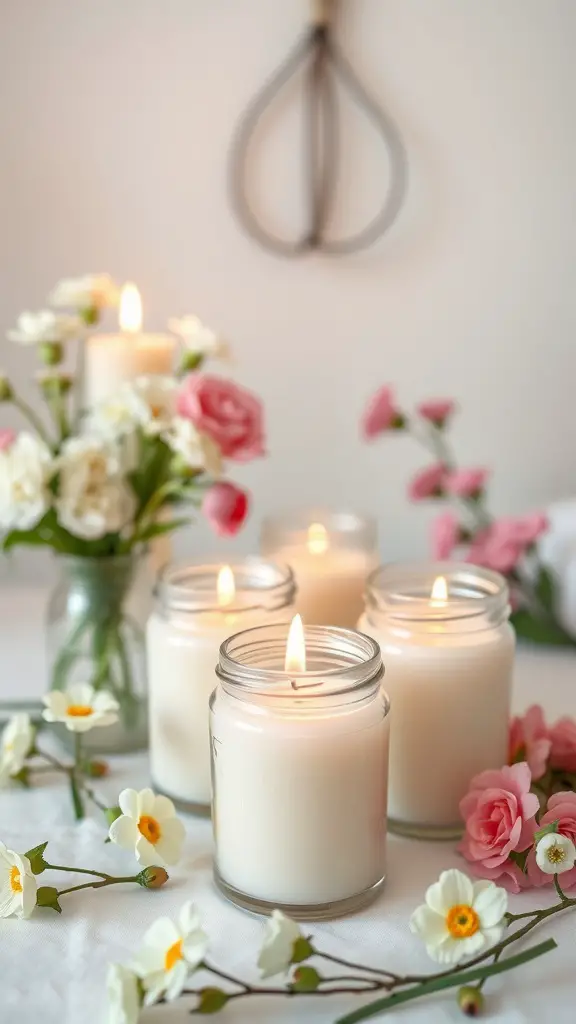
[{"xmin": 229, "ymin": 0, "xmax": 408, "ymax": 257}]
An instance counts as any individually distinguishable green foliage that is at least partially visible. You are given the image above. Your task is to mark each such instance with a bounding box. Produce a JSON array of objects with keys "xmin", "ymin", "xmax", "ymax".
[
  {"xmin": 24, "ymin": 841, "xmax": 49, "ymax": 875},
  {"xmin": 36, "ymin": 886, "xmax": 62, "ymax": 914},
  {"xmin": 510, "ymin": 610, "xmax": 576, "ymax": 647},
  {"xmin": 194, "ymin": 988, "xmax": 230, "ymax": 1014},
  {"xmin": 535, "ymin": 567, "xmax": 556, "ymax": 614},
  {"xmin": 291, "ymin": 966, "xmax": 321, "ymax": 992},
  {"xmin": 534, "ymin": 819, "xmax": 560, "ymax": 844}
]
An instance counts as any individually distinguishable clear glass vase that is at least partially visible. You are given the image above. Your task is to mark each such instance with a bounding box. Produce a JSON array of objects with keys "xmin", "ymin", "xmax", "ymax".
[{"xmin": 46, "ymin": 553, "xmax": 152, "ymax": 754}]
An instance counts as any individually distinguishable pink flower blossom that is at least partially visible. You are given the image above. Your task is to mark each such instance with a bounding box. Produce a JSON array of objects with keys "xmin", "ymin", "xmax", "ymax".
[
  {"xmin": 495, "ymin": 514, "xmax": 549, "ymax": 548},
  {"xmin": 361, "ymin": 386, "xmax": 401, "ymax": 439},
  {"xmin": 431, "ymin": 512, "xmax": 460, "ymax": 560},
  {"xmin": 467, "ymin": 525, "xmax": 523, "ymax": 576},
  {"xmin": 527, "ymin": 791, "xmax": 576, "ymax": 890},
  {"xmin": 508, "ymin": 705, "xmax": 552, "ymax": 781},
  {"xmin": 0, "ymin": 429, "xmax": 16, "ymax": 452},
  {"xmin": 202, "ymin": 482, "xmax": 249, "ymax": 537},
  {"xmin": 549, "ymin": 717, "xmax": 576, "ymax": 773},
  {"xmin": 176, "ymin": 375, "xmax": 264, "ymax": 462},
  {"xmin": 445, "ymin": 468, "xmax": 489, "ymax": 498},
  {"xmin": 408, "ymin": 463, "xmax": 446, "ymax": 501},
  {"xmin": 459, "ymin": 762, "xmax": 539, "ymax": 891},
  {"xmin": 417, "ymin": 399, "xmax": 455, "ymax": 424}
]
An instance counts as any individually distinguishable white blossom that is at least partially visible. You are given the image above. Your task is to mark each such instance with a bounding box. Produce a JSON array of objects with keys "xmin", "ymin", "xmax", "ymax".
[
  {"xmin": 7, "ymin": 310, "xmax": 82, "ymax": 345},
  {"xmin": 536, "ymin": 832, "xmax": 576, "ymax": 875},
  {"xmin": 49, "ymin": 274, "xmax": 119, "ymax": 310},
  {"xmin": 109, "ymin": 788, "xmax": 186, "ymax": 868},
  {"xmin": 168, "ymin": 315, "xmax": 229, "ymax": 360},
  {"xmin": 0, "ymin": 432, "xmax": 53, "ymax": 532},
  {"xmin": 55, "ymin": 435, "xmax": 135, "ymax": 540},
  {"xmin": 106, "ymin": 964, "xmax": 142, "ymax": 1024},
  {"xmin": 410, "ymin": 869, "xmax": 507, "ymax": 965},
  {"xmin": 257, "ymin": 910, "xmax": 303, "ymax": 978},
  {"xmin": 42, "ymin": 683, "xmax": 119, "ymax": 733},
  {"xmin": 0, "ymin": 841, "xmax": 37, "ymax": 919},
  {"xmin": 163, "ymin": 417, "xmax": 222, "ymax": 477},
  {"xmin": 0, "ymin": 714, "xmax": 34, "ymax": 785},
  {"xmin": 131, "ymin": 902, "xmax": 208, "ymax": 1006}
]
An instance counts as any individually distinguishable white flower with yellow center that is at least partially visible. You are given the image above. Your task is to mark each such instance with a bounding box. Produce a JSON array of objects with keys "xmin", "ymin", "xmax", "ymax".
[
  {"xmin": 410, "ymin": 869, "xmax": 507, "ymax": 965},
  {"xmin": 258, "ymin": 910, "xmax": 303, "ymax": 978},
  {"xmin": 163, "ymin": 417, "xmax": 222, "ymax": 477},
  {"xmin": 536, "ymin": 833, "xmax": 576, "ymax": 874},
  {"xmin": 0, "ymin": 841, "xmax": 37, "ymax": 919},
  {"xmin": 0, "ymin": 432, "xmax": 53, "ymax": 532},
  {"xmin": 42, "ymin": 683, "xmax": 119, "ymax": 733},
  {"xmin": 168, "ymin": 315, "xmax": 229, "ymax": 360},
  {"xmin": 0, "ymin": 713, "xmax": 34, "ymax": 784},
  {"xmin": 131, "ymin": 901, "xmax": 208, "ymax": 1005},
  {"xmin": 7, "ymin": 310, "xmax": 82, "ymax": 345},
  {"xmin": 49, "ymin": 274, "xmax": 120, "ymax": 311},
  {"xmin": 106, "ymin": 963, "xmax": 142, "ymax": 1024},
  {"xmin": 109, "ymin": 788, "xmax": 186, "ymax": 868}
]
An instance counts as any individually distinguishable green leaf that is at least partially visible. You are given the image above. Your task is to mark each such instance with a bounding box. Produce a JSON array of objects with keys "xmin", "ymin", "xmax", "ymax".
[
  {"xmin": 11, "ymin": 766, "xmax": 30, "ymax": 788},
  {"xmin": 105, "ymin": 805, "xmax": 122, "ymax": 826},
  {"xmin": 535, "ymin": 567, "xmax": 556, "ymax": 614},
  {"xmin": 335, "ymin": 940, "xmax": 557, "ymax": 1023},
  {"xmin": 36, "ymin": 886, "xmax": 62, "ymax": 914},
  {"xmin": 291, "ymin": 966, "xmax": 321, "ymax": 992},
  {"xmin": 135, "ymin": 517, "xmax": 191, "ymax": 543},
  {"xmin": 291, "ymin": 937, "xmax": 314, "ymax": 964},
  {"xmin": 194, "ymin": 988, "xmax": 229, "ymax": 1014},
  {"xmin": 509, "ymin": 848, "xmax": 529, "ymax": 872},
  {"xmin": 24, "ymin": 841, "xmax": 49, "ymax": 875},
  {"xmin": 534, "ymin": 819, "xmax": 560, "ymax": 844},
  {"xmin": 510, "ymin": 610, "xmax": 576, "ymax": 647}
]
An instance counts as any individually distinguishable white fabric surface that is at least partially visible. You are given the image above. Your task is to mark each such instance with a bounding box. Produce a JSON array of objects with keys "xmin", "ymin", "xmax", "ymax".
[{"xmin": 1, "ymin": 608, "xmax": 576, "ymax": 1022}]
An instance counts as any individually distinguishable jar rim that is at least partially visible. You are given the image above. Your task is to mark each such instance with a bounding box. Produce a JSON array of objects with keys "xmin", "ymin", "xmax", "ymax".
[
  {"xmin": 156, "ymin": 557, "xmax": 296, "ymax": 614},
  {"xmin": 365, "ymin": 561, "xmax": 510, "ymax": 625}
]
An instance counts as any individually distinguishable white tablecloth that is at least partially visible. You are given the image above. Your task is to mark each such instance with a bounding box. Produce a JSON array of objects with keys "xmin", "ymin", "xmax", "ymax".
[{"xmin": 1, "ymin": 593, "xmax": 576, "ymax": 1023}]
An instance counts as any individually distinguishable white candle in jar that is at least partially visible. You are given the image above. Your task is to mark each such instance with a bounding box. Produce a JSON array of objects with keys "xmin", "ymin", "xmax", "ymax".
[
  {"xmin": 359, "ymin": 564, "xmax": 515, "ymax": 839},
  {"xmin": 146, "ymin": 560, "xmax": 295, "ymax": 813},
  {"xmin": 261, "ymin": 512, "xmax": 378, "ymax": 628},
  {"xmin": 84, "ymin": 282, "xmax": 176, "ymax": 407},
  {"xmin": 211, "ymin": 619, "xmax": 390, "ymax": 917}
]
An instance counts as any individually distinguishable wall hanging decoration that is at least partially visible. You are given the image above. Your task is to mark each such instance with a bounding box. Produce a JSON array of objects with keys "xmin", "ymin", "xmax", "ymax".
[{"xmin": 229, "ymin": 0, "xmax": 408, "ymax": 257}]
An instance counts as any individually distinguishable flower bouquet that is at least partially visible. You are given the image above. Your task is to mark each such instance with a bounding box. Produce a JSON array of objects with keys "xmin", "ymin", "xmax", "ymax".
[
  {"xmin": 1, "ymin": 274, "xmax": 264, "ymax": 751},
  {"xmin": 361, "ymin": 387, "xmax": 575, "ymax": 647}
]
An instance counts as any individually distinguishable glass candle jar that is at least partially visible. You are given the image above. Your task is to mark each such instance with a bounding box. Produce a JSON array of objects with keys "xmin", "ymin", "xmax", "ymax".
[
  {"xmin": 261, "ymin": 509, "xmax": 378, "ymax": 627},
  {"xmin": 359, "ymin": 563, "xmax": 515, "ymax": 839},
  {"xmin": 146, "ymin": 558, "xmax": 295, "ymax": 815},
  {"xmin": 210, "ymin": 623, "xmax": 390, "ymax": 919}
]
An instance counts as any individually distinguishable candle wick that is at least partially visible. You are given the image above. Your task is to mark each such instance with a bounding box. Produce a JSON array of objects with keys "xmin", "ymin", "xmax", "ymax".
[{"xmin": 290, "ymin": 678, "xmax": 321, "ymax": 691}]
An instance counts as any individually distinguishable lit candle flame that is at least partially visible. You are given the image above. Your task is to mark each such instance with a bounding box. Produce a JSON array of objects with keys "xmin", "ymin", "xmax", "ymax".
[
  {"xmin": 308, "ymin": 522, "xmax": 328, "ymax": 556},
  {"xmin": 217, "ymin": 565, "xmax": 235, "ymax": 608},
  {"xmin": 431, "ymin": 575, "xmax": 448, "ymax": 606},
  {"xmin": 285, "ymin": 614, "xmax": 306, "ymax": 673},
  {"xmin": 119, "ymin": 282, "xmax": 142, "ymax": 333}
]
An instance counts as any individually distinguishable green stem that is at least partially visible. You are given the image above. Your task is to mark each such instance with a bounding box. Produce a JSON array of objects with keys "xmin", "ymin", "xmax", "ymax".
[
  {"xmin": 554, "ymin": 874, "xmax": 568, "ymax": 903},
  {"xmin": 68, "ymin": 733, "xmax": 85, "ymax": 820},
  {"xmin": 57, "ymin": 874, "xmax": 140, "ymax": 899},
  {"xmin": 82, "ymin": 783, "xmax": 109, "ymax": 813},
  {"xmin": 316, "ymin": 950, "xmax": 399, "ymax": 983},
  {"xmin": 11, "ymin": 394, "xmax": 52, "ymax": 446},
  {"xmin": 44, "ymin": 863, "xmax": 110, "ymax": 880},
  {"xmin": 32, "ymin": 747, "xmax": 72, "ymax": 775}
]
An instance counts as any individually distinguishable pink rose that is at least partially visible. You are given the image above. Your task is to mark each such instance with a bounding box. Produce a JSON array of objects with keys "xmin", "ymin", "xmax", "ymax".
[
  {"xmin": 527, "ymin": 792, "xmax": 576, "ymax": 890},
  {"xmin": 0, "ymin": 429, "xmax": 16, "ymax": 452},
  {"xmin": 445, "ymin": 468, "xmax": 489, "ymax": 498},
  {"xmin": 467, "ymin": 525, "xmax": 523, "ymax": 575},
  {"xmin": 176, "ymin": 375, "xmax": 264, "ymax": 462},
  {"xmin": 417, "ymin": 399, "xmax": 455, "ymax": 425},
  {"xmin": 202, "ymin": 482, "xmax": 249, "ymax": 537},
  {"xmin": 361, "ymin": 386, "xmax": 401, "ymax": 439},
  {"xmin": 459, "ymin": 762, "xmax": 539, "ymax": 891},
  {"xmin": 508, "ymin": 705, "xmax": 551, "ymax": 781},
  {"xmin": 431, "ymin": 512, "xmax": 460, "ymax": 560},
  {"xmin": 549, "ymin": 717, "xmax": 576, "ymax": 773},
  {"xmin": 408, "ymin": 463, "xmax": 446, "ymax": 501}
]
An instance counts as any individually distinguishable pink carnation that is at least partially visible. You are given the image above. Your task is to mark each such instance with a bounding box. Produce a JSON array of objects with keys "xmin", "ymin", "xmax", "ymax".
[
  {"xmin": 431, "ymin": 512, "xmax": 460, "ymax": 560},
  {"xmin": 459, "ymin": 762, "xmax": 539, "ymax": 891},
  {"xmin": 495, "ymin": 514, "xmax": 549, "ymax": 547},
  {"xmin": 508, "ymin": 705, "xmax": 551, "ymax": 781},
  {"xmin": 549, "ymin": 717, "xmax": 576, "ymax": 773},
  {"xmin": 408, "ymin": 463, "xmax": 446, "ymax": 501},
  {"xmin": 361, "ymin": 386, "xmax": 401, "ymax": 439},
  {"xmin": 445, "ymin": 468, "xmax": 489, "ymax": 498},
  {"xmin": 176, "ymin": 374, "xmax": 265, "ymax": 463},
  {"xmin": 417, "ymin": 399, "xmax": 455, "ymax": 424},
  {"xmin": 527, "ymin": 791, "xmax": 576, "ymax": 890},
  {"xmin": 0, "ymin": 429, "xmax": 16, "ymax": 452},
  {"xmin": 467, "ymin": 524, "xmax": 523, "ymax": 575}
]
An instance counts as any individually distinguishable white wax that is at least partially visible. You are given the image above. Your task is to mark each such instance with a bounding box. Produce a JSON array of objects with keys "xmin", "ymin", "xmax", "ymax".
[
  {"xmin": 359, "ymin": 613, "xmax": 515, "ymax": 829},
  {"xmin": 147, "ymin": 608, "xmax": 286, "ymax": 808},
  {"xmin": 84, "ymin": 332, "xmax": 175, "ymax": 407},
  {"xmin": 212, "ymin": 691, "xmax": 389, "ymax": 905},
  {"xmin": 274, "ymin": 546, "xmax": 377, "ymax": 628}
]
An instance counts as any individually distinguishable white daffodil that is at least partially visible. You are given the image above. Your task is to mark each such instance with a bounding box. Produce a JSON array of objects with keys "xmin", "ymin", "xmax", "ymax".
[
  {"xmin": 257, "ymin": 910, "xmax": 303, "ymax": 978},
  {"xmin": 168, "ymin": 315, "xmax": 229, "ymax": 360},
  {"xmin": 0, "ymin": 713, "xmax": 34, "ymax": 785},
  {"xmin": 131, "ymin": 901, "xmax": 208, "ymax": 1005},
  {"xmin": 106, "ymin": 964, "xmax": 142, "ymax": 1024},
  {"xmin": 410, "ymin": 869, "xmax": 507, "ymax": 966},
  {"xmin": 109, "ymin": 788, "xmax": 186, "ymax": 868},
  {"xmin": 536, "ymin": 833, "xmax": 576, "ymax": 875},
  {"xmin": 55, "ymin": 435, "xmax": 135, "ymax": 540},
  {"xmin": 49, "ymin": 273, "xmax": 119, "ymax": 311},
  {"xmin": 42, "ymin": 683, "xmax": 119, "ymax": 733},
  {"xmin": 0, "ymin": 841, "xmax": 37, "ymax": 919},
  {"xmin": 163, "ymin": 417, "xmax": 222, "ymax": 477},
  {"xmin": 0, "ymin": 432, "xmax": 53, "ymax": 532},
  {"xmin": 7, "ymin": 310, "xmax": 82, "ymax": 345}
]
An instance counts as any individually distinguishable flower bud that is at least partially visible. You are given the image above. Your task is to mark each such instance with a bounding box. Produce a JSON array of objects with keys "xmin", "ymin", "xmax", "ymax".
[
  {"xmin": 39, "ymin": 341, "xmax": 63, "ymax": 366},
  {"xmin": 84, "ymin": 759, "xmax": 109, "ymax": 778},
  {"xmin": 458, "ymin": 986, "xmax": 485, "ymax": 1017},
  {"xmin": 105, "ymin": 805, "xmax": 122, "ymax": 826},
  {"xmin": 81, "ymin": 306, "xmax": 99, "ymax": 326},
  {"xmin": 38, "ymin": 371, "xmax": 73, "ymax": 397},
  {"xmin": 138, "ymin": 866, "xmax": 169, "ymax": 889},
  {"xmin": 179, "ymin": 350, "xmax": 204, "ymax": 374},
  {"xmin": 0, "ymin": 376, "xmax": 13, "ymax": 402}
]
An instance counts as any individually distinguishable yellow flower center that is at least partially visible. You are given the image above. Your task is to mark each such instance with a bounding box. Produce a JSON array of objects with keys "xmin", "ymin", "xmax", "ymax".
[
  {"xmin": 446, "ymin": 904, "xmax": 480, "ymax": 939},
  {"xmin": 10, "ymin": 865, "xmax": 22, "ymax": 893},
  {"xmin": 67, "ymin": 704, "xmax": 93, "ymax": 717},
  {"xmin": 546, "ymin": 843, "xmax": 566, "ymax": 865},
  {"xmin": 164, "ymin": 939, "xmax": 183, "ymax": 971},
  {"xmin": 150, "ymin": 403, "xmax": 163, "ymax": 419},
  {"xmin": 138, "ymin": 815, "xmax": 161, "ymax": 845}
]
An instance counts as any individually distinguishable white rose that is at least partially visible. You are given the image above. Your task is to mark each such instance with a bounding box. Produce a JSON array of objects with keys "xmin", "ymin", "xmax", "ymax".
[
  {"xmin": 56, "ymin": 436, "xmax": 135, "ymax": 540},
  {"xmin": 7, "ymin": 310, "xmax": 82, "ymax": 345},
  {"xmin": 163, "ymin": 417, "xmax": 222, "ymax": 477},
  {"xmin": 49, "ymin": 274, "xmax": 119, "ymax": 310},
  {"xmin": 168, "ymin": 315, "xmax": 229, "ymax": 360},
  {"xmin": 0, "ymin": 432, "xmax": 53, "ymax": 531}
]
